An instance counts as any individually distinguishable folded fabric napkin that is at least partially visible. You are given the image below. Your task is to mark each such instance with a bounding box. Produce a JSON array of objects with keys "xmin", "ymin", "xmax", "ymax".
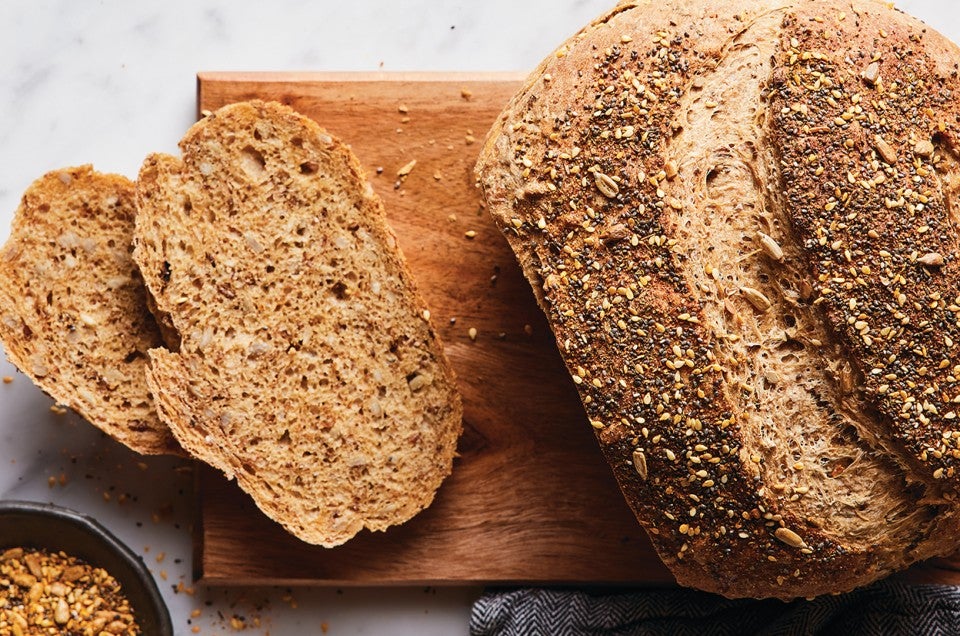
[{"xmin": 470, "ymin": 580, "xmax": 960, "ymax": 635}]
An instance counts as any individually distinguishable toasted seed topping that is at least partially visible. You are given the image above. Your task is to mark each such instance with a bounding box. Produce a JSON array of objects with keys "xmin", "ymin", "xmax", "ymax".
[
  {"xmin": 861, "ymin": 60, "xmax": 880, "ymax": 85},
  {"xmin": 918, "ymin": 252, "xmax": 945, "ymax": 267},
  {"xmin": 600, "ymin": 223, "xmax": 632, "ymax": 245},
  {"xmin": 770, "ymin": 13, "xmax": 960, "ymax": 485},
  {"xmin": 594, "ymin": 172, "xmax": 619, "ymax": 198},
  {"xmin": 872, "ymin": 135, "xmax": 898, "ymax": 164},
  {"xmin": 633, "ymin": 450, "xmax": 648, "ymax": 480},
  {"xmin": 914, "ymin": 139, "xmax": 935, "ymax": 158},
  {"xmin": 774, "ymin": 527, "xmax": 806, "ymax": 549},
  {"xmin": 664, "ymin": 160, "xmax": 678, "ymax": 180}
]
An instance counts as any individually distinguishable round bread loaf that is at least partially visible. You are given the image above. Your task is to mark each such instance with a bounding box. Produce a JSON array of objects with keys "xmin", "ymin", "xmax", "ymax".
[{"xmin": 477, "ymin": 0, "xmax": 960, "ymax": 598}]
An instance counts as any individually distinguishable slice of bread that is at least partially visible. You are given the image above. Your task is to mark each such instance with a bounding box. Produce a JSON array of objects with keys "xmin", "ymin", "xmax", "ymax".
[
  {"xmin": 0, "ymin": 165, "xmax": 178, "ymax": 455},
  {"xmin": 134, "ymin": 100, "xmax": 462, "ymax": 546}
]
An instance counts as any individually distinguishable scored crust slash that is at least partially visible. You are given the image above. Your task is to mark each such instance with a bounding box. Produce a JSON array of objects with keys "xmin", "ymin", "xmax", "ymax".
[{"xmin": 476, "ymin": 0, "xmax": 960, "ymax": 599}]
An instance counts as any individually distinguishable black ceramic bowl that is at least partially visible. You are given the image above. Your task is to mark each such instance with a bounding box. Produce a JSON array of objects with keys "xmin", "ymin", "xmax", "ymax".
[{"xmin": 0, "ymin": 500, "xmax": 172, "ymax": 635}]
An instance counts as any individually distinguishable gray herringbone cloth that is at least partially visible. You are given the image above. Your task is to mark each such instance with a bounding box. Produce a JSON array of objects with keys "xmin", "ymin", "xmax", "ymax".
[{"xmin": 470, "ymin": 581, "xmax": 960, "ymax": 635}]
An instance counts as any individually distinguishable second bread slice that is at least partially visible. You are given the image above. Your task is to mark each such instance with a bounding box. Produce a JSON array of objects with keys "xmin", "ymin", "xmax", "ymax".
[{"xmin": 134, "ymin": 101, "xmax": 462, "ymax": 546}]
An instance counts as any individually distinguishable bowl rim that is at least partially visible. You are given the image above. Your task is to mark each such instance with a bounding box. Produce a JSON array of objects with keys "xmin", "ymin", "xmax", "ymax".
[{"xmin": 0, "ymin": 499, "xmax": 173, "ymax": 634}]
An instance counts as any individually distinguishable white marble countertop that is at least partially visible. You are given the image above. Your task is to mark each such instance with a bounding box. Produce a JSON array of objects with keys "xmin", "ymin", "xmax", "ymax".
[{"xmin": 1, "ymin": 1, "xmax": 959, "ymax": 634}]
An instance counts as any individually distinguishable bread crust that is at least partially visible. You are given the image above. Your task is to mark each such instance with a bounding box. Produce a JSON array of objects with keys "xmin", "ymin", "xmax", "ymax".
[
  {"xmin": 134, "ymin": 101, "xmax": 462, "ymax": 546},
  {"xmin": 0, "ymin": 165, "xmax": 178, "ymax": 454},
  {"xmin": 476, "ymin": 0, "xmax": 960, "ymax": 598}
]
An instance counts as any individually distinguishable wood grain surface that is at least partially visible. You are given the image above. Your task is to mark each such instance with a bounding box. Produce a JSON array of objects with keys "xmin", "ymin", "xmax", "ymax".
[{"xmin": 194, "ymin": 72, "xmax": 674, "ymax": 586}]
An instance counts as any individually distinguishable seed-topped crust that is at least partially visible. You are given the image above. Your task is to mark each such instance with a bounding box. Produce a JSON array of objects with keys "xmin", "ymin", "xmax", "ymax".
[
  {"xmin": 476, "ymin": 0, "xmax": 960, "ymax": 599},
  {"xmin": 769, "ymin": 5, "xmax": 960, "ymax": 487}
]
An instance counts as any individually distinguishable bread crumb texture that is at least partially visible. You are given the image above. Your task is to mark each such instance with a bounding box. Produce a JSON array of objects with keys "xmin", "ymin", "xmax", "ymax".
[
  {"xmin": 0, "ymin": 165, "xmax": 176, "ymax": 454},
  {"xmin": 476, "ymin": 0, "xmax": 960, "ymax": 598},
  {"xmin": 134, "ymin": 100, "xmax": 462, "ymax": 546}
]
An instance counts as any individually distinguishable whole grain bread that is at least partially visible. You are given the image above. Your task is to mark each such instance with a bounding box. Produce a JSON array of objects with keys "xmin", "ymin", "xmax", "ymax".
[
  {"xmin": 476, "ymin": 0, "xmax": 960, "ymax": 599},
  {"xmin": 134, "ymin": 100, "xmax": 462, "ymax": 546},
  {"xmin": 0, "ymin": 165, "xmax": 178, "ymax": 455}
]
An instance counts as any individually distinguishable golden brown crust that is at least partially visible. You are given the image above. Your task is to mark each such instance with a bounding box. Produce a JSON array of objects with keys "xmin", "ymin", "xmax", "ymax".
[
  {"xmin": 476, "ymin": 0, "xmax": 960, "ymax": 599},
  {"xmin": 0, "ymin": 165, "xmax": 178, "ymax": 455},
  {"xmin": 769, "ymin": 3, "xmax": 960, "ymax": 487}
]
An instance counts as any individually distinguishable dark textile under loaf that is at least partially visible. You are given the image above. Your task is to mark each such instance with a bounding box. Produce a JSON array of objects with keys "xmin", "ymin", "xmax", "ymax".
[{"xmin": 470, "ymin": 582, "xmax": 960, "ymax": 636}]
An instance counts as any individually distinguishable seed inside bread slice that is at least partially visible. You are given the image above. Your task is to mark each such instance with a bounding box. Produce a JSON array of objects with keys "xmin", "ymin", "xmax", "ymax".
[
  {"xmin": 134, "ymin": 101, "xmax": 463, "ymax": 546},
  {"xmin": 0, "ymin": 165, "xmax": 178, "ymax": 455}
]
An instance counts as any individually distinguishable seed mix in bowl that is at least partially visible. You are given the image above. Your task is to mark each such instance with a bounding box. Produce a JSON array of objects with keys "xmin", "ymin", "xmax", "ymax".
[{"xmin": 0, "ymin": 547, "xmax": 140, "ymax": 635}]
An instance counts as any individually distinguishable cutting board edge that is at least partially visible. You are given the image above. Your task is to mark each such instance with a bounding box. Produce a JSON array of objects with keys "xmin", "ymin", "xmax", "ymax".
[
  {"xmin": 197, "ymin": 70, "xmax": 529, "ymax": 115},
  {"xmin": 198, "ymin": 70, "xmax": 528, "ymax": 83},
  {"xmin": 195, "ymin": 572, "xmax": 678, "ymax": 588}
]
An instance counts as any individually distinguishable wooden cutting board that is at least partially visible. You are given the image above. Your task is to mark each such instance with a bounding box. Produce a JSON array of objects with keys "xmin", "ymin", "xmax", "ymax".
[{"xmin": 194, "ymin": 71, "xmax": 673, "ymax": 586}]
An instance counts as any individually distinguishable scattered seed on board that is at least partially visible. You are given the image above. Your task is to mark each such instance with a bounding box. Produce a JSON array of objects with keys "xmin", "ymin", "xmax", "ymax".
[
  {"xmin": 468, "ymin": 327, "xmax": 478, "ymax": 341},
  {"xmin": 396, "ymin": 159, "xmax": 417, "ymax": 177},
  {"xmin": 464, "ymin": 230, "xmax": 477, "ymax": 239}
]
